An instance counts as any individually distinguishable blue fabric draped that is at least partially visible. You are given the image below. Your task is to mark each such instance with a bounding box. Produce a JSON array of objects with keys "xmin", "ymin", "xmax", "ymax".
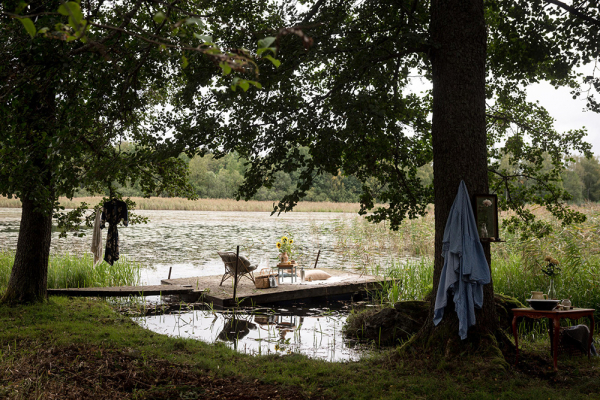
[{"xmin": 433, "ymin": 181, "xmax": 491, "ymax": 340}]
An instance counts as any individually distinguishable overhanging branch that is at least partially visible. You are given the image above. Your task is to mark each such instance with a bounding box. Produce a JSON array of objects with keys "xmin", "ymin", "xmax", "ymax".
[{"xmin": 543, "ymin": 0, "xmax": 600, "ymax": 26}]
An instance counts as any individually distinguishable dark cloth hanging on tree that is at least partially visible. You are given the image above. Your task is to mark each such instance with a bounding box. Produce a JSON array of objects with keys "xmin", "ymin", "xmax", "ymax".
[{"xmin": 101, "ymin": 199, "xmax": 128, "ymax": 265}]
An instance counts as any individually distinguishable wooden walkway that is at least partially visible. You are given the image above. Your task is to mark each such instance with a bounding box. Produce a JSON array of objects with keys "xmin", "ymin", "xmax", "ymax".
[
  {"xmin": 162, "ymin": 268, "xmax": 388, "ymax": 307},
  {"xmin": 47, "ymin": 269, "xmax": 390, "ymax": 306},
  {"xmin": 47, "ymin": 285, "xmax": 195, "ymax": 297}
]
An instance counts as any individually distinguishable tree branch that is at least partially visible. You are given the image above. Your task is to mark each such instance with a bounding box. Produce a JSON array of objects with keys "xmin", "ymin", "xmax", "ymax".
[
  {"xmin": 543, "ymin": 0, "xmax": 600, "ymax": 26},
  {"xmin": 301, "ymin": 0, "xmax": 327, "ymax": 25}
]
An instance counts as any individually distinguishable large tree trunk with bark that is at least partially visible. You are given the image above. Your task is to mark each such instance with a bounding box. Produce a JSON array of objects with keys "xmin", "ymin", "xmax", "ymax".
[
  {"xmin": 408, "ymin": 0, "xmax": 503, "ymax": 355},
  {"xmin": 1, "ymin": 56, "xmax": 56, "ymax": 304},
  {"xmin": 2, "ymin": 197, "xmax": 52, "ymax": 303}
]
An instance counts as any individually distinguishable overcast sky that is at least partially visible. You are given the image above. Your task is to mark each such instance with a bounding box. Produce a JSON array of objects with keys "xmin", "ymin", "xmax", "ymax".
[
  {"xmin": 527, "ymin": 82, "xmax": 600, "ymax": 157},
  {"xmin": 408, "ymin": 74, "xmax": 600, "ymax": 157}
]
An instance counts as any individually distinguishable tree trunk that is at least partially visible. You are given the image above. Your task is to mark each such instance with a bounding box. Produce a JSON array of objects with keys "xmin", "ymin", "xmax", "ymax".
[
  {"xmin": 410, "ymin": 0, "xmax": 500, "ymax": 352},
  {"xmin": 1, "ymin": 67, "xmax": 56, "ymax": 304},
  {"xmin": 1, "ymin": 197, "xmax": 52, "ymax": 303}
]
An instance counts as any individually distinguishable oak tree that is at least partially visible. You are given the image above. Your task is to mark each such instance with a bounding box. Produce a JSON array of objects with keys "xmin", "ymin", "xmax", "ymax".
[
  {"xmin": 0, "ymin": 0, "xmax": 284, "ymax": 303},
  {"xmin": 194, "ymin": 0, "xmax": 597, "ymax": 354}
]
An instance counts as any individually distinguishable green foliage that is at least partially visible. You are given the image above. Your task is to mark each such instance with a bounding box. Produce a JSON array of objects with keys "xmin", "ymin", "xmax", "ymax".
[
  {"xmin": 1, "ymin": 1, "xmax": 201, "ymax": 216},
  {"xmin": 1, "ymin": 298, "xmax": 598, "ymax": 399},
  {"xmin": 0, "ymin": 251, "xmax": 140, "ymax": 291},
  {"xmin": 187, "ymin": 0, "xmax": 598, "ymax": 237},
  {"xmin": 369, "ymin": 258, "xmax": 434, "ymax": 305},
  {"xmin": 564, "ymin": 155, "xmax": 600, "ymax": 202},
  {"xmin": 17, "ymin": 17, "xmax": 35, "ymax": 38},
  {"xmin": 492, "ymin": 207, "xmax": 600, "ymax": 314},
  {"xmin": 487, "ymin": 88, "xmax": 592, "ymax": 239}
]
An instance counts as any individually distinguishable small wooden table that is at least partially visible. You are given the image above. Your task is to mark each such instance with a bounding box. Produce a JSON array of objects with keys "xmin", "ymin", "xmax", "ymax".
[
  {"xmin": 511, "ymin": 308, "xmax": 595, "ymax": 371},
  {"xmin": 276, "ymin": 263, "xmax": 298, "ymax": 283}
]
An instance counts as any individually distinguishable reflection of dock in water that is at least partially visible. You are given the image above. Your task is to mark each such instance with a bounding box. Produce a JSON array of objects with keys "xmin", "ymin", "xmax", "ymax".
[{"xmin": 163, "ymin": 268, "xmax": 390, "ymax": 307}]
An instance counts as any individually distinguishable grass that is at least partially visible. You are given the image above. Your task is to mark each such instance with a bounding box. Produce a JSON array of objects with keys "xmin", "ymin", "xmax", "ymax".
[
  {"xmin": 0, "ymin": 251, "xmax": 140, "ymax": 292},
  {"xmin": 367, "ymin": 258, "xmax": 434, "ymax": 305},
  {"xmin": 0, "ymin": 297, "xmax": 599, "ymax": 399},
  {"xmin": 0, "ymin": 195, "xmax": 362, "ymax": 213},
  {"xmin": 492, "ymin": 204, "xmax": 600, "ymax": 312},
  {"xmin": 329, "ymin": 203, "xmax": 600, "ymax": 336},
  {"xmin": 1, "ymin": 204, "xmax": 600, "ymax": 397}
]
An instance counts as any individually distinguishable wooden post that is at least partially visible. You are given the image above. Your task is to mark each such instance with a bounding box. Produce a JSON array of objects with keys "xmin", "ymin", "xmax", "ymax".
[
  {"xmin": 233, "ymin": 245, "xmax": 240, "ymax": 304},
  {"xmin": 313, "ymin": 249, "xmax": 321, "ymax": 269},
  {"xmin": 168, "ymin": 267, "xmax": 172, "ymax": 280}
]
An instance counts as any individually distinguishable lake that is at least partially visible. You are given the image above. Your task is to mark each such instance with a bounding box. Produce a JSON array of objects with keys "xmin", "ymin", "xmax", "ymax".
[
  {"xmin": 0, "ymin": 207, "xmax": 407, "ymax": 283},
  {"xmin": 0, "ymin": 207, "xmax": 403, "ymax": 362}
]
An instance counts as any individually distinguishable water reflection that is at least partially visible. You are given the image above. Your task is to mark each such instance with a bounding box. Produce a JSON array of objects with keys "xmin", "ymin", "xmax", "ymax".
[
  {"xmin": 133, "ymin": 306, "xmax": 369, "ymax": 362},
  {"xmin": 218, "ymin": 315, "xmax": 257, "ymax": 341}
]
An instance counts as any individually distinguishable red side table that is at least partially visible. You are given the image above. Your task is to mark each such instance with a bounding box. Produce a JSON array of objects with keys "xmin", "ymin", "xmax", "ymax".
[{"xmin": 511, "ymin": 308, "xmax": 595, "ymax": 371}]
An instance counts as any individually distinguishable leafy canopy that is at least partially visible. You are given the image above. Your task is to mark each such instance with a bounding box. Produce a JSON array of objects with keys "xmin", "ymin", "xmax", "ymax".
[{"xmin": 181, "ymin": 0, "xmax": 597, "ymax": 238}]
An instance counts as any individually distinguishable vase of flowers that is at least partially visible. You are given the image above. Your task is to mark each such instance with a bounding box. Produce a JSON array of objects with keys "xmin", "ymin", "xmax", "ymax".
[
  {"xmin": 541, "ymin": 256, "xmax": 561, "ymax": 299},
  {"xmin": 276, "ymin": 235, "xmax": 295, "ymax": 264}
]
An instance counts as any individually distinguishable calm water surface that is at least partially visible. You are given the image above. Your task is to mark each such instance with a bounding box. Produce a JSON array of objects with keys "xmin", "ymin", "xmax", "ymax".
[
  {"xmin": 0, "ymin": 207, "xmax": 383, "ymax": 362},
  {"xmin": 0, "ymin": 208, "xmax": 361, "ymax": 284},
  {"xmin": 133, "ymin": 305, "xmax": 372, "ymax": 362}
]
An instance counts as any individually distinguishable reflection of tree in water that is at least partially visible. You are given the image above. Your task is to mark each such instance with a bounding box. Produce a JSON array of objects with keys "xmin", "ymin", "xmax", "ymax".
[{"xmin": 217, "ymin": 315, "xmax": 257, "ymax": 342}]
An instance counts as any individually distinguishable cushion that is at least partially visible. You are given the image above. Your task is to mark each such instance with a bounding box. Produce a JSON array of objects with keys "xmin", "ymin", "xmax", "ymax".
[
  {"xmin": 304, "ymin": 269, "xmax": 331, "ymax": 281},
  {"xmin": 238, "ymin": 255, "xmax": 252, "ymax": 268}
]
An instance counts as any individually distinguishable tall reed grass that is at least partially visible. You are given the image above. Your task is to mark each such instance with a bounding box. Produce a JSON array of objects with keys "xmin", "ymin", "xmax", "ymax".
[
  {"xmin": 367, "ymin": 258, "xmax": 434, "ymax": 304},
  {"xmin": 0, "ymin": 251, "xmax": 141, "ymax": 292},
  {"xmin": 333, "ymin": 204, "xmax": 600, "ymax": 318},
  {"xmin": 492, "ymin": 205, "xmax": 600, "ymax": 310},
  {"xmin": 0, "ymin": 195, "xmax": 362, "ymax": 213},
  {"xmin": 329, "ymin": 210, "xmax": 435, "ymax": 269}
]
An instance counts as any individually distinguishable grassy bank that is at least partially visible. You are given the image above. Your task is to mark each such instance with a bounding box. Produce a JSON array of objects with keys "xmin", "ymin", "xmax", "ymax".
[
  {"xmin": 0, "ymin": 196, "xmax": 362, "ymax": 213},
  {"xmin": 1, "ymin": 297, "xmax": 599, "ymax": 399},
  {"xmin": 0, "ymin": 251, "xmax": 140, "ymax": 293}
]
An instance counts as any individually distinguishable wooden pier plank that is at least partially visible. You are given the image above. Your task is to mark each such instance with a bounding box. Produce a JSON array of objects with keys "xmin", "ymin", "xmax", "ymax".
[
  {"xmin": 47, "ymin": 285, "xmax": 195, "ymax": 297},
  {"xmin": 162, "ymin": 268, "xmax": 389, "ymax": 307}
]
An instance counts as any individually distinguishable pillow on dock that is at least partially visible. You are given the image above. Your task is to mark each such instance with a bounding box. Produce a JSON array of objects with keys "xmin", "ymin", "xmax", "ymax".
[
  {"xmin": 239, "ymin": 255, "xmax": 251, "ymax": 268},
  {"xmin": 304, "ymin": 269, "xmax": 331, "ymax": 281}
]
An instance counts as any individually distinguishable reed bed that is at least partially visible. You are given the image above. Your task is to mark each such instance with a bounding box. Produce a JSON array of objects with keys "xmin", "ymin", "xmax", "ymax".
[
  {"xmin": 0, "ymin": 196, "xmax": 362, "ymax": 213},
  {"xmin": 329, "ymin": 211, "xmax": 435, "ymax": 270},
  {"xmin": 492, "ymin": 205, "xmax": 600, "ymax": 310},
  {"xmin": 367, "ymin": 258, "xmax": 434, "ymax": 304},
  {"xmin": 0, "ymin": 251, "xmax": 141, "ymax": 291},
  {"xmin": 331, "ymin": 204, "xmax": 600, "ymax": 317}
]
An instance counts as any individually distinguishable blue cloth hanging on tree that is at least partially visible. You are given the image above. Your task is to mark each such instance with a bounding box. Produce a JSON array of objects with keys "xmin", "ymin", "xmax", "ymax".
[
  {"xmin": 433, "ymin": 180, "xmax": 491, "ymax": 340},
  {"xmin": 100, "ymin": 199, "xmax": 128, "ymax": 266}
]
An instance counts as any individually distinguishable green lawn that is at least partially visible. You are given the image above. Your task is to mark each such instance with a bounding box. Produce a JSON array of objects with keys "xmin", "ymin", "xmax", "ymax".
[{"xmin": 1, "ymin": 297, "xmax": 599, "ymax": 399}]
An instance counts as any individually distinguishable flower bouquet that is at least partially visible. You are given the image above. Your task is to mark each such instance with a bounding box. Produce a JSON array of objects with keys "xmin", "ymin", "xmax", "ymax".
[{"xmin": 276, "ymin": 235, "xmax": 296, "ymax": 263}]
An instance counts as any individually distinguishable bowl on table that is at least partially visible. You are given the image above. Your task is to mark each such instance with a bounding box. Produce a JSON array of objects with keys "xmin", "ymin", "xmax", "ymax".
[{"xmin": 526, "ymin": 299, "xmax": 561, "ymax": 310}]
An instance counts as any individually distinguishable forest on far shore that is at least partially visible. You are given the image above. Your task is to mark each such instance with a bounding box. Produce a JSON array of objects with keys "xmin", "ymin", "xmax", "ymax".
[{"xmin": 77, "ymin": 150, "xmax": 600, "ymax": 204}]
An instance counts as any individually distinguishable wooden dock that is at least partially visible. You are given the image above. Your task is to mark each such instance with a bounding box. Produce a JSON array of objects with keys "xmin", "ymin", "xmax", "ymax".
[
  {"xmin": 162, "ymin": 268, "xmax": 388, "ymax": 307},
  {"xmin": 47, "ymin": 269, "xmax": 390, "ymax": 306},
  {"xmin": 47, "ymin": 285, "xmax": 195, "ymax": 297}
]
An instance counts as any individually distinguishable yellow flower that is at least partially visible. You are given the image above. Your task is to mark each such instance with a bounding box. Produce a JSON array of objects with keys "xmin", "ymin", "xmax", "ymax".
[
  {"xmin": 289, "ymin": 239, "xmax": 294, "ymax": 244},
  {"xmin": 281, "ymin": 236, "xmax": 288, "ymax": 244},
  {"xmin": 276, "ymin": 242, "xmax": 282, "ymax": 249}
]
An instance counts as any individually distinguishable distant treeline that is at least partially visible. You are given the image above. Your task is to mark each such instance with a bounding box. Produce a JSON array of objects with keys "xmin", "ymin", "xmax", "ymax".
[
  {"xmin": 78, "ymin": 151, "xmax": 432, "ymax": 203},
  {"xmin": 78, "ymin": 151, "xmax": 600, "ymax": 204},
  {"xmin": 561, "ymin": 155, "xmax": 600, "ymax": 203}
]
